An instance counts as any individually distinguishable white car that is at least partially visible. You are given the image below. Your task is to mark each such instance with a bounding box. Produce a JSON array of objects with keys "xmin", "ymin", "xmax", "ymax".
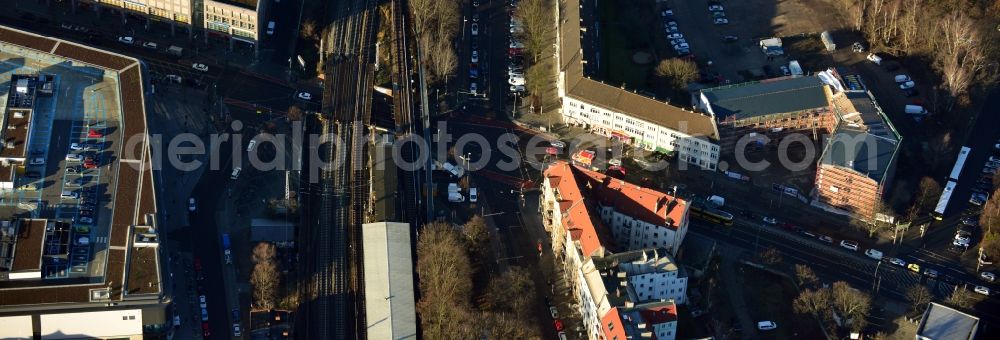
[
  {"xmin": 666, "ymin": 33, "xmax": 683, "ymax": 40},
  {"xmin": 673, "ymin": 43, "xmax": 690, "ymax": 50},
  {"xmin": 118, "ymin": 36, "xmax": 134, "ymax": 44},
  {"xmin": 981, "ymin": 271, "xmax": 996, "ymax": 282},
  {"xmin": 233, "ymin": 323, "xmax": 242, "ymax": 337},
  {"xmin": 297, "ymin": 92, "xmax": 313, "ymax": 101},
  {"xmin": 70, "ymin": 143, "xmax": 84, "ymax": 151},
  {"xmin": 709, "ymin": 5, "xmax": 725, "ymax": 11},
  {"xmin": 79, "ymin": 216, "xmax": 94, "ymax": 224},
  {"xmin": 231, "ymin": 167, "xmax": 242, "ymax": 180},
  {"xmin": 762, "ymin": 217, "xmax": 777, "ymax": 225},
  {"xmin": 865, "ymin": 249, "xmax": 883, "ymax": 260},
  {"xmin": 199, "ymin": 295, "xmax": 207, "ymax": 309},
  {"xmin": 714, "ymin": 18, "xmax": 729, "ymax": 25},
  {"xmin": 510, "ymin": 84, "xmax": 526, "ymax": 92},
  {"xmin": 549, "ymin": 306, "xmax": 559, "ymax": 319},
  {"xmin": 894, "ymin": 74, "xmax": 911, "ymax": 83},
  {"xmin": 757, "ymin": 321, "xmax": 777, "ymax": 331},
  {"xmin": 29, "ymin": 157, "xmax": 45, "ymax": 166},
  {"xmin": 899, "ymin": 81, "xmax": 915, "ymax": 90},
  {"xmin": 887, "ymin": 257, "xmax": 906, "ymax": 267},
  {"xmin": 469, "ymin": 187, "xmax": 478, "ymax": 203},
  {"xmin": 191, "ymin": 63, "xmax": 209, "ymax": 72},
  {"xmin": 508, "ymin": 77, "xmax": 526, "ymax": 86},
  {"xmin": 188, "ymin": 198, "xmax": 197, "ymax": 212},
  {"xmin": 471, "ymin": 23, "xmax": 479, "ymax": 36},
  {"xmin": 247, "ymin": 140, "xmax": 257, "ymax": 152},
  {"xmin": 142, "ymin": 42, "xmax": 158, "ymax": 50},
  {"xmin": 839, "ymin": 240, "xmax": 859, "ymax": 251},
  {"xmin": 470, "ymin": 82, "xmax": 478, "ymax": 95},
  {"xmin": 661, "ymin": 9, "xmax": 674, "ymax": 17},
  {"xmin": 974, "ymin": 285, "xmax": 991, "ymax": 296},
  {"xmin": 66, "ymin": 154, "xmax": 83, "ymax": 162},
  {"xmin": 471, "ymin": 50, "xmax": 479, "ymax": 63}
]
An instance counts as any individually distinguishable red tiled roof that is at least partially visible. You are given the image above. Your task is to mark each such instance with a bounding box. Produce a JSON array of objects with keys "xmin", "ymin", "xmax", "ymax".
[
  {"xmin": 639, "ymin": 303, "xmax": 678, "ymax": 324},
  {"xmin": 572, "ymin": 166, "xmax": 687, "ymax": 229},
  {"xmin": 601, "ymin": 307, "xmax": 628, "ymax": 340},
  {"xmin": 545, "ymin": 162, "xmax": 612, "ymax": 257}
]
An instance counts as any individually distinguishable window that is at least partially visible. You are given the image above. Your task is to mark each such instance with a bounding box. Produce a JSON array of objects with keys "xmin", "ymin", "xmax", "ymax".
[{"xmin": 608, "ymin": 322, "xmax": 615, "ymax": 331}]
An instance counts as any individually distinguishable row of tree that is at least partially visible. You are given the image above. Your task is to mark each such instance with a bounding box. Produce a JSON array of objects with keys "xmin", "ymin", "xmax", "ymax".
[
  {"xmin": 416, "ymin": 218, "xmax": 541, "ymax": 339},
  {"xmin": 793, "ymin": 265, "xmax": 871, "ymax": 333},
  {"xmin": 250, "ymin": 242, "xmax": 279, "ymax": 310},
  {"xmin": 833, "ymin": 0, "xmax": 1000, "ymax": 107},
  {"xmin": 409, "ymin": 0, "xmax": 461, "ymax": 83},
  {"xmin": 513, "ymin": 0, "xmax": 559, "ymax": 111},
  {"xmin": 978, "ymin": 186, "xmax": 1000, "ymax": 261}
]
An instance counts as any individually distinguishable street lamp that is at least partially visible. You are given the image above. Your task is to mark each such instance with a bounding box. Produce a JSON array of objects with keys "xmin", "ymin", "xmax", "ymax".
[{"xmin": 512, "ymin": 92, "xmax": 519, "ymax": 118}]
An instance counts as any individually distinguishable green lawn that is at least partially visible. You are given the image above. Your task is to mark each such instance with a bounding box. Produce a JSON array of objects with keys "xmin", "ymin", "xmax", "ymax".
[{"xmin": 598, "ymin": 0, "xmax": 654, "ymax": 89}]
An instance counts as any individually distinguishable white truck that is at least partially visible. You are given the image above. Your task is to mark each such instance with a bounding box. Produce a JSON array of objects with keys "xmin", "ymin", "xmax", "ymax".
[
  {"xmin": 447, "ymin": 183, "xmax": 465, "ymax": 202},
  {"xmin": 759, "ymin": 38, "xmax": 783, "ymax": 56}
]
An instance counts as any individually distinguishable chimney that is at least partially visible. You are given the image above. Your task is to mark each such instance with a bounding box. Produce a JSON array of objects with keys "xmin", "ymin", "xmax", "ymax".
[{"xmin": 625, "ymin": 300, "xmax": 634, "ymax": 308}]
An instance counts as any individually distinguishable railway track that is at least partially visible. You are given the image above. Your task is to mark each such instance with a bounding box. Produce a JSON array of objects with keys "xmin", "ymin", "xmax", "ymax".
[
  {"xmin": 300, "ymin": 0, "xmax": 377, "ymax": 339},
  {"xmin": 390, "ymin": 0, "xmax": 424, "ymax": 225}
]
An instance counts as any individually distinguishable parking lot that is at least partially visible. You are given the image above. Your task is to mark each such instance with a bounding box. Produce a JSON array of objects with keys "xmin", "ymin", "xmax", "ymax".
[{"xmin": 0, "ymin": 49, "xmax": 121, "ymax": 279}]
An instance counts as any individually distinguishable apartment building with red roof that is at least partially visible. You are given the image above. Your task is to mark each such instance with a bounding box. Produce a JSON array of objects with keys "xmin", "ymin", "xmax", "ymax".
[{"xmin": 541, "ymin": 161, "xmax": 688, "ymax": 340}]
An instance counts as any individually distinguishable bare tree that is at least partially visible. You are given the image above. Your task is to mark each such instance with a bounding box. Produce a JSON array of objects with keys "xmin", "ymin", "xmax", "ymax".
[
  {"xmin": 483, "ymin": 266, "xmax": 536, "ymax": 313},
  {"xmin": 514, "ymin": 0, "xmax": 555, "ymax": 63},
  {"xmin": 251, "ymin": 261, "xmax": 279, "ymax": 310},
  {"xmin": 906, "ymin": 285, "xmax": 933, "ymax": 313},
  {"xmin": 416, "ymin": 223, "xmax": 474, "ymax": 338},
  {"xmin": 831, "ymin": 281, "xmax": 871, "ymax": 331},
  {"xmin": 654, "ymin": 58, "xmax": 698, "ymax": 92},
  {"xmin": 980, "ymin": 188, "xmax": 1000, "ymax": 259},
  {"xmin": 252, "ymin": 242, "xmax": 277, "ymax": 264},
  {"xmin": 795, "ymin": 264, "xmax": 819, "ymax": 287},
  {"xmin": 757, "ymin": 247, "xmax": 783, "ymax": 265},
  {"xmin": 301, "ymin": 19, "xmax": 319, "ymax": 43},
  {"xmin": 946, "ymin": 287, "xmax": 977, "ymax": 309},
  {"xmin": 463, "ymin": 215, "xmax": 491, "ymax": 259},
  {"xmin": 480, "ymin": 311, "xmax": 541, "ymax": 339},
  {"xmin": 793, "ymin": 287, "xmax": 830, "ymax": 316}
]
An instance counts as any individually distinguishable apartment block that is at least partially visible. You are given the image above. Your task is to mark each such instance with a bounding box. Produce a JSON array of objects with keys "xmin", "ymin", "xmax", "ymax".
[
  {"xmin": 83, "ymin": 0, "xmax": 193, "ymax": 30},
  {"xmin": 541, "ymin": 161, "xmax": 689, "ymax": 339},
  {"xmin": 203, "ymin": 0, "xmax": 265, "ymax": 48},
  {"xmin": 558, "ymin": 0, "xmax": 720, "ymax": 170}
]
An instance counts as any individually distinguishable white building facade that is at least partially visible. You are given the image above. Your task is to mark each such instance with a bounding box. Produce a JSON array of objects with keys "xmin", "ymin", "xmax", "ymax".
[
  {"xmin": 600, "ymin": 205, "xmax": 689, "ymax": 256},
  {"xmin": 562, "ymin": 96, "xmax": 720, "ymax": 170}
]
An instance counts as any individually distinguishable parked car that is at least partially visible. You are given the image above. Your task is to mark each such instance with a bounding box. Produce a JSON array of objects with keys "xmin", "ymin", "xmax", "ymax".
[
  {"xmin": 199, "ymin": 295, "xmax": 207, "ymax": 309},
  {"xmin": 865, "ymin": 249, "xmax": 883, "ymax": 260},
  {"xmin": 899, "ymin": 81, "xmax": 916, "ymax": 90},
  {"xmin": 142, "ymin": 42, "xmax": 158, "ymax": 50},
  {"xmin": 714, "ymin": 18, "xmax": 729, "ymax": 25},
  {"xmin": 471, "ymin": 23, "xmax": 479, "ymax": 36},
  {"xmin": 723, "ymin": 35, "xmax": 739, "ymax": 42},
  {"xmin": 974, "ymin": 285, "xmax": 991, "ymax": 296},
  {"xmin": 470, "ymin": 82, "xmax": 478, "ymax": 95},
  {"xmin": 839, "ymin": 240, "xmax": 859, "ymax": 251},
  {"xmin": 231, "ymin": 167, "xmax": 242, "ymax": 180},
  {"xmin": 907, "ymin": 263, "xmax": 921, "ymax": 273},
  {"xmin": 29, "ymin": 158, "xmax": 45, "ymax": 166},
  {"xmin": 297, "ymin": 92, "xmax": 313, "ymax": 101},
  {"xmin": 757, "ymin": 321, "xmax": 777, "ymax": 331},
  {"xmin": 192, "ymin": 63, "xmax": 209, "ymax": 72},
  {"xmin": 923, "ymin": 268, "xmax": 939, "ymax": 278},
  {"xmin": 118, "ymin": 36, "xmax": 134, "ymax": 44},
  {"xmin": 762, "ymin": 216, "xmax": 777, "ymax": 225},
  {"xmin": 817, "ymin": 235, "xmax": 834, "ymax": 244},
  {"xmin": 471, "ymin": 50, "xmax": 479, "ymax": 63},
  {"xmin": 709, "ymin": 4, "xmax": 725, "ymax": 11},
  {"xmin": 549, "ymin": 306, "xmax": 558, "ymax": 319},
  {"xmin": 981, "ymin": 271, "xmax": 996, "ymax": 282},
  {"xmin": 888, "ymin": 257, "xmax": 906, "ymax": 267},
  {"xmin": 66, "ymin": 154, "xmax": 83, "ymax": 162},
  {"xmin": 189, "ymin": 198, "xmax": 197, "ymax": 212}
]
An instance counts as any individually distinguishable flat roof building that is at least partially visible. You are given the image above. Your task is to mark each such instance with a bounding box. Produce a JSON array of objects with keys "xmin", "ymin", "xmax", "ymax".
[
  {"xmin": 916, "ymin": 302, "xmax": 979, "ymax": 340},
  {"xmin": 0, "ymin": 25, "xmax": 167, "ymax": 339},
  {"xmin": 361, "ymin": 222, "xmax": 416, "ymax": 340}
]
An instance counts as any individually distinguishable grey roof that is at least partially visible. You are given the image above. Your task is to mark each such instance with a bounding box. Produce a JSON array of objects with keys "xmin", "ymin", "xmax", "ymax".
[
  {"xmin": 362, "ymin": 222, "xmax": 416, "ymax": 340},
  {"xmin": 701, "ymin": 76, "xmax": 829, "ymax": 120},
  {"xmin": 250, "ymin": 219, "xmax": 295, "ymax": 243},
  {"xmin": 917, "ymin": 302, "xmax": 979, "ymax": 340},
  {"xmin": 820, "ymin": 90, "xmax": 901, "ymax": 183}
]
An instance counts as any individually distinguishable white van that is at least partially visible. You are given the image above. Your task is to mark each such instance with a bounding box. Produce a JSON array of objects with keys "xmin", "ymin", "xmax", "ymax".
[
  {"xmin": 231, "ymin": 167, "xmax": 242, "ymax": 180},
  {"xmin": 61, "ymin": 190, "xmax": 79, "ymax": 199},
  {"xmin": 469, "ymin": 187, "xmax": 478, "ymax": 203},
  {"xmin": 267, "ymin": 21, "xmax": 275, "ymax": 35},
  {"xmin": 905, "ymin": 105, "xmax": 928, "ymax": 116}
]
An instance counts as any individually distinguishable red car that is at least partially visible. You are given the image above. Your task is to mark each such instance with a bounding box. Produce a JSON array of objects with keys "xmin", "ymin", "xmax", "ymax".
[
  {"xmin": 88, "ymin": 129, "xmax": 103, "ymax": 138},
  {"xmin": 554, "ymin": 319, "xmax": 564, "ymax": 331},
  {"xmin": 83, "ymin": 160, "xmax": 97, "ymax": 169},
  {"xmin": 202, "ymin": 322, "xmax": 211, "ymax": 337}
]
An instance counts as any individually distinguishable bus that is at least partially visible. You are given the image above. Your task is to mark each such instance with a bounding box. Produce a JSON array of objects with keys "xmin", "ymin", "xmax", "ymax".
[
  {"xmin": 949, "ymin": 147, "xmax": 971, "ymax": 181},
  {"xmin": 933, "ymin": 180, "xmax": 957, "ymax": 220},
  {"xmin": 690, "ymin": 204, "xmax": 735, "ymax": 226}
]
